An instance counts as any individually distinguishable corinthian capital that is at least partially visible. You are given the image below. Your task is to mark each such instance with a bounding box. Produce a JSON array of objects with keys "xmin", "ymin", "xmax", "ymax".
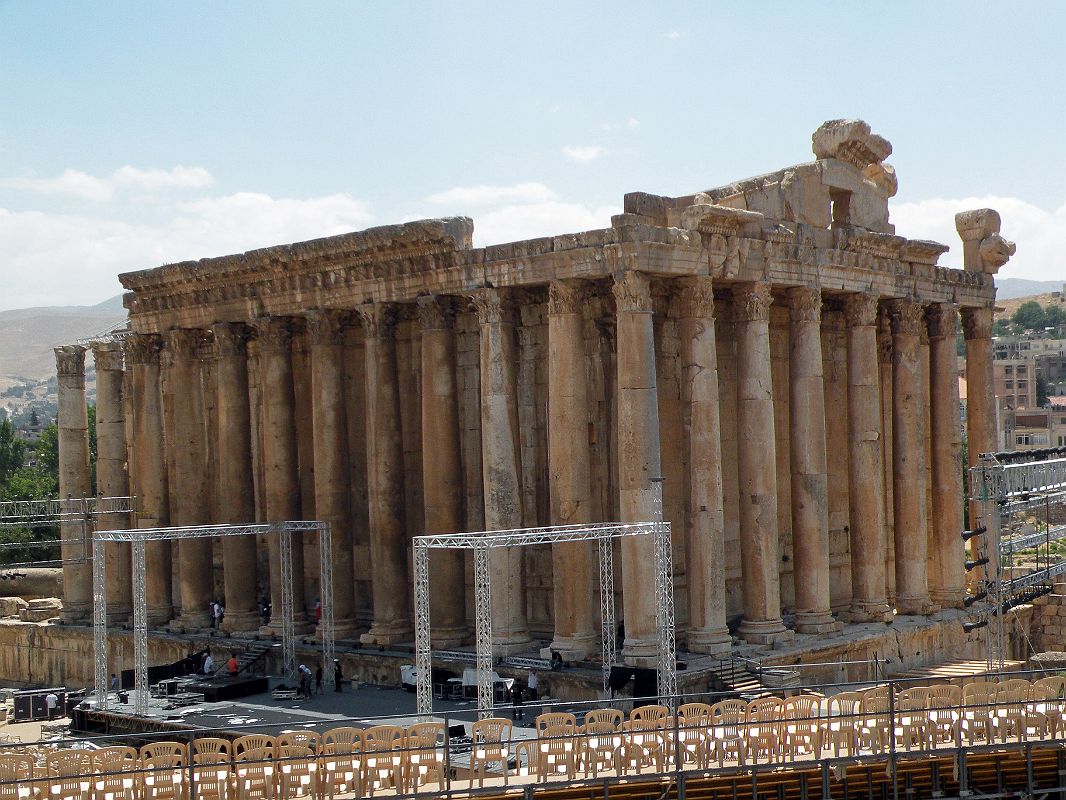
[
  {"xmin": 305, "ymin": 310, "xmax": 348, "ymax": 346},
  {"xmin": 732, "ymin": 282, "xmax": 772, "ymax": 323},
  {"xmin": 788, "ymin": 286, "xmax": 821, "ymax": 324},
  {"xmin": 925, "ymin": 303, "xmax": 956, "ymax": 340},
  {"xmin": 843, "ymin": 293, "xmax": 879, "ymax": 328},
  {"xmin": 469, "ymin": 287, "xmax": 510, "ymax": 325},
  {"xmin": 888, "ymin": 299, "xmax": 925, "ymax": 337},
  {"xmin": 211, "ymin": 322, "xmax": 251, "ymax": 357},
  {"xmin": 961, "ymin": 306, "xmax": 994, "ymax": 341},
  {"xmin": 676, "ymin": 276, "xmax": 715, "ymax": 319},
  {"xmin": 356, "ymin": 303, "xmax": 397, "ymax": 340},
  {"xmin": 252, "ymin": 317, "xmax": 294, "ymax": 352},
  {"xmin": 417, "ymin": 295, "xmax": 454, "ymax": 331},
  {"xmin": 547, "ymin": 280, "xmax": 585, "ymax": 316},
  {"xmin": 124, "ymin": 333, "xmax": 162, "ymax": 367},
  {"xmin": 164, "ymin": 328, "xmax": 207, "ymax": 361},
  {"xmin": 54, "ymin": 345, "xmax": 86, "ymax": 377},
  {"xmin": 90, "ymin": 341, "xmax": 124, "ymax": 372},
  {"xmin": 612, "ymin": 271, "xmax": 652, "ymax": 314}
]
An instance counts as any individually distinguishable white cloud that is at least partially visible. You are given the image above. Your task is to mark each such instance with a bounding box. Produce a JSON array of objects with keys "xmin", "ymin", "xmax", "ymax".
[
  {"xmin": 627, "ymin": 117, "xmax": 640, "ymax": 129},
  {"xmin": 0, "ymin": 165, "xmax": 216, "ymax": 202},
  {"xmin": 1, "ymin": 169, "xmax": 114, "ymax": 201},
  {"xmin": 0, "ymin": 192, "xmax": 373, "ymax": 310},
  {"xmin": 112, "ymin": 165, "xmax": 215, "ymax": 191},
  {"xmin": 562, "ymin": 145, "xmax": 606, "ymax": 163},
  {"xmin": 474, "ymin": 200, "xmax": 620, "ymax": 246},
  {"xmin": 426, "ymin": 182, "xmax": 557, "ymax": 206},
  {"xmin": 662, "ymin": 30, "xmax": 685, "ymax": 40},
  {"xmin": 890, "ymin": 195, "xmax": 1066, "ymax": 282}
]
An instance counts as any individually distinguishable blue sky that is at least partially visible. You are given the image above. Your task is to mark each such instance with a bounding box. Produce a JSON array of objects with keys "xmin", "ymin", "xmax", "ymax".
[{"xmin": 2, "ymin": 2, "xmax": 1064, "ymax": 310}]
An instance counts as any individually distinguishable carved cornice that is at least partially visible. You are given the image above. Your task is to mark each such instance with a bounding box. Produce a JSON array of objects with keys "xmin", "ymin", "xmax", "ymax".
[
  {"xmin": 612, "ymin": 271, "xmax": 653, "ymax": 314},
  {"xmin": 416, "ymin": 295, "xmax": 454, "ymax": 331},
  {"xmin": 788, "ymin": 286, "xmax": 822, "ymax": 323},
  {"xmin": 124, "ymin": 333, "xmax": 162, "ymax": 367},
  {"xmin": 469, "ymin": 287, "xmax": 510, "ymax": 325},
  {"xmin": 164, "ymin": 328, "xmax": 207, "ymax": 361},
  {"xmin": 961, "ymin": 306, "xmax": 994, "ymax": 341},
  {"xmin": 732, "ymin": 282, "xmax": 772, "ymax": 323},
  {"xmin": 305, "ymin": 310, "xmax": 348, "ymax": 345},
  {"xmin": 843, "ymin": 293, "xmax": 879, "ymax": 328},
  {"xmin": 55, "ymin": 345, "xmax": 86, "ymax": 377},
  {"xmin": 547, "ymin": 280, "xmax": 585, "ymax": 316},
  {"xmin": 675, "ymin": 276, "xmax": 715, "ymax": 319},
  {"xmin": 888, "ymin": 299, "xmax": 925, "ymax": 337},
  {"xmin": 925, "ymin": 302, "xmax": 955, "ymax": 340},
  {"xmin": 90, "ymin": 341, "xmax": 124, "ymax": 372},
  {"xmin": 252, "ymin": 317, "xmax": 294, "ymax": 352},
  {"xmin": 902, "ymin": 240, "xmax": 950, "ymax": 266},
  {"xmin": 212, "ymin": 321, "xmax": 251, "ymax": 357},
  {"xmin": 356, "ymin": 303, "xmax": 398, "ymax": 339}
]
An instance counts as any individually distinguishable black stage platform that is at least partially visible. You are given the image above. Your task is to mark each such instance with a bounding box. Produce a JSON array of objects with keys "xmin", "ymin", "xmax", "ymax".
[{"xmin": 184, "ymin": 675, "xmax": 269, "ymax": 702}]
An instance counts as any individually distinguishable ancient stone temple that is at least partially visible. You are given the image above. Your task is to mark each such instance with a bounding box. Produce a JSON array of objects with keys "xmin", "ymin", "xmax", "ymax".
[{"xmin": 56, "ymin": 119, "xmax": 1014, "ymax": 666}]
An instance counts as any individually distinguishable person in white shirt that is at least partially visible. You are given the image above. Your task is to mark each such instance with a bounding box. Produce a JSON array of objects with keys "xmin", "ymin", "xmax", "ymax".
[
  {"xmin": 527, "ymin": 670, "xmax": 538, "ymax": 701},
  {"xmin": 203, "ymin": 652, "xmax": 215, "ymax": 675},
  {"xmin": 45, "ymin": 692, "xmax": 59, "ymax": 720}
]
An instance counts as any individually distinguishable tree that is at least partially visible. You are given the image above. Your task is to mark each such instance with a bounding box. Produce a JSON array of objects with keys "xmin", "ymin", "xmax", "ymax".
[
  {"xmin": 1013, "ymin": 301, "xmax": 1047, "ymax": 330},
  {"xmin": 993, "ymin": 319, "xmax": 1012, "ymax": 335},
  {"xmin": 0, "ymin": 419, "xmax": 25, "ymax": 485}
]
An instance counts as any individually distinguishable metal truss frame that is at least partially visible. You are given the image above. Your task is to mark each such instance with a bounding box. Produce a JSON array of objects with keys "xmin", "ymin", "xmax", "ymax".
[
  {"xmin": 0, "ymin": 497, "xmax": 135, "ymax": 569},
  {"xmin": 970, "ymin": 451, "xmax": 1066, "ymax": 671},
  {"xmin": 91, "ymin": 520, "xmax": 333, "ymax": 715},
  {"xmin": 412, "ymin": 520, "xmax": 675, "ymax": 717},
  {"xmin": 75, "ymin": 324, "xmax": 131, "ymax": 348}
]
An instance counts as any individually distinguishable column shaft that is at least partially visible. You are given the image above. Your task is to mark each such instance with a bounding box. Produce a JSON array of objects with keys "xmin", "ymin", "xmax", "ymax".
[
  {"xmin": 963, "ymin": 307, "xmax": 997, "ymax": 580},
  {"xmin": 889, "ymin": 300, "xmax": 932, "ymax": 615},
  {"xmin": 255, "ymin": 317, "xmax": 309, "ymax": 633},
  {"xmin": 92, "ymin": 342, "xmax": 132, "ymax": 623},
  {"xmin": 212, "ymin": 323, "xmax": 260, "ymax": 632},
  {"xmin": 358, "ymin": 304, "xmax": 412, "ymax": 645},
  {"xmin": 55, "ymin": 346, "xmax": 92, "ymax": 622},
  {"xmin": 928, "ymin": 304, "xmax": 966, "ymax": 606},
  {"xmin": 418, "ymin": 297, "xmax": 468, "ymax": 648},
  {"xmin": 788, "ymin": 287, "xmax": 839, "ymax": 634},
  {"xmin": 471, "ymin": 288, "xmax": 532, "ymax": 654},
  {"xmin": 546, "ymin": 281, "xmax": 597, "ymax": 659},
  {"xmin": 678, "ymin": 277, "xmax": 731, "ymax": 654},
  {"xmin": 163, "ymin": 329, "xmax": 213, "ymax": 630},
  {"xmin": 612, "ymin": 271, "xmax": 662, "ymax": 663},
  {"xmin": 844, "ymin": 295, "xmax": 891, "ymax": 621},
  {"xmin": 307, "ymin": 311, "xmax": 359, "ymax": 637},
  {"xmin": 124, "ymin": 334, "xmax": 172, "ymax": 625},
  {"xmin": 733, "ymin": 283, "xmax": 791, "ymax": 645}
]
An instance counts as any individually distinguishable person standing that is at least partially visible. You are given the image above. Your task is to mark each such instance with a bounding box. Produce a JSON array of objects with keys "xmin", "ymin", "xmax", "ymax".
[
  {"xmin": 203, "ymin": 651, "xmax": 215, "ymax": 675},
  {"xmin": 315, "ymin": 664, "xmax": 323, "ymax": 695},
  {"xmin": 227, "ymin": 653, "xmax": 239, "ymax": 677},
  {"xmin": 526, "ymin": 670, "xmax": 538, "ymax": 702},
  {"xmin": 110, "ymin": 673, "xmax": 119, "ymax": 691},
  {"xmin": 45, "ymin": 692, "xmax": 59, "ymax": 720},
  {"xmin": 333, "ymin": 659, "xmax": 343, "ymax": 692}
]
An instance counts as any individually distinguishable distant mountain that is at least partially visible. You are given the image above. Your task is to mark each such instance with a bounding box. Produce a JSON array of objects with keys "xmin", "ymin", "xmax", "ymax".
[
  {"xmin": 997, "ymin": 278, "xmax": 1065, "ymax": 300},
  {"xmin": 0, "ymin": 295, "xmax": 126, "ymax": 382}
]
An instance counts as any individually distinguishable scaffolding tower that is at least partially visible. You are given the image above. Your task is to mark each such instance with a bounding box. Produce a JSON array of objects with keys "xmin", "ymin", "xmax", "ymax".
[
  {"xmin": 0, "ymin": 496, "xmax": 134, "ymax": 570},
  {"xmin": 92, "ymin": 520, "xmax": 333, "ymax": 716},
  {"xmin": 412, "ymin": 518, "xmax": 675, "ymax": 717},
  {"xmin": 969, "ymin": 450, "xmax": 1066, "ymax": 670}
]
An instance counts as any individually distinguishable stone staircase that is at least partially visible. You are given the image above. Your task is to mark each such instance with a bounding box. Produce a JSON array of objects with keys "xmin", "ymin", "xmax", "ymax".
[{"xmin": 703, "ymin": 658, "xmax": 778, "ymax": 698}]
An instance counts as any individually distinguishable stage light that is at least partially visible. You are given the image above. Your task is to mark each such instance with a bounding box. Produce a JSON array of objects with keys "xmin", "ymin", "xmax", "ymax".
[
  {"xmin": 965, "ymin": 557, "xmax": 990, "ymax": 571},
  {"xmin": 962, "ymin": 619, "xmax": 988, "ymax": 632},
  {"xmin": 963, "ymin": 591, "xmax": 988, "ymax": 607},
  {"xmin": 962, "ymin": 526, "xmax": 987, "ymax": 542}
]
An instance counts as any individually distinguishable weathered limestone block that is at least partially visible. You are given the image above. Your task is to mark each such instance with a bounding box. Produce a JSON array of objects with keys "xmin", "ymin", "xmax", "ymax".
[
  {"xmin": 0, "ymin": 597, "xmax": 28, "ymax": 617},
  {"xmin": 20, "ymin": 597, "xmax": 62, "ymax": 622}
]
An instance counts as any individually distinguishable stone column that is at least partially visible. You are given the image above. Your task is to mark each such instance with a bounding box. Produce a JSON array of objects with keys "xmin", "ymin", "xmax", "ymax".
[
  {"xmin": 927, "ymin": 303, "xmax": 966, "ymax": 607},
  {"xmin": 162, "ymin": 329, "xmax": 213, "ymax": 630},
  {"xmin": 253, "ymin": 317, "xmax": 309, "ymax": 634},
  {"xmin": 55, "ymin": 345, "xmax": 92, "ymax": 623},
  {"xmin": 612, "ymin": 271, "xmax": 662, "ymax": 662},
  {"xmin": 124, "ymin": 334, "xmax": 172, "ymax": 625},
  {"xmin": 91, "ymin": 341, "xmax": 132, "ymax": 624},
  {"xmin": 732, "ymin": 282, "xmax": 792, "ymax": 645},
  {"xmin": 677, "ymin": 276, "xmax": 731, "ymax": 654},
  {"xmin": 545, "ymin": 280, "xmax": 598, "ymax": 659},
  {"xmin": 211, "ymin": 322, "xmax": 260, "ymax": 633},
  {"xmin": 417, "ymin": 296, "xmax": 468, "ymax": 648},
  {"xmin": 787, "ymin": 287, "xmax": 840, "ymax": 634},
  {"xmin": 888, "ymin": 300, "xmax": 932, "ymax": 615},
  {"xmin": 963, "ymin": 305, "xmax": 997, "ymax": 563},
  {"xmin": 306, "ymin": 310, "xmax": 360, "ymax": 638},
  {"xmin": 843, "ymin": 294, "xmax": 891, "ymax": 622},
  {"xmin": 471, "ymin": 288, "xmax": 533, "ymax": 654},
  {"xmin": 357, "ymin": 303, "xmax": 411, "ymax": 646}
]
